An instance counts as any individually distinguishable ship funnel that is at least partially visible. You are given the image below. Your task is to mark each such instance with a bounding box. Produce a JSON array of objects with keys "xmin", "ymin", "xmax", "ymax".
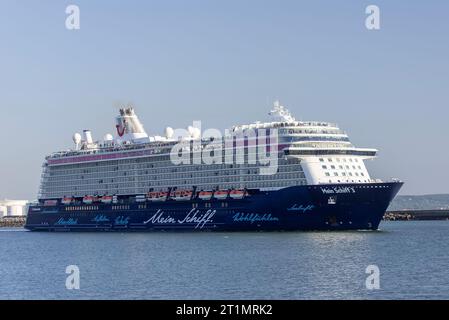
[
  {"xmin": 83, "ymin": 130, "xmax": 94, "ymax": 144},
  {"xmin": 115, "ymin": 107, "xmax": 149, "ymax": 143}
]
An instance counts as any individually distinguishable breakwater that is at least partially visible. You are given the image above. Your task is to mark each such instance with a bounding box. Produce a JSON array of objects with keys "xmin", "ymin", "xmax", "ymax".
[
  {"xmin": 0, "ymin": 217, "xmax": 26, "ymax": 228},
  {"xmin": 384, "ymin": 210, "xmax": 449, "ymax": 221}
]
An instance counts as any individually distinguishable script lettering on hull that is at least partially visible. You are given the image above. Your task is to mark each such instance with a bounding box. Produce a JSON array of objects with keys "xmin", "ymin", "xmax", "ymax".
[
  {"xmin": 287, "ymin": 204, "xmax": 315, "ymax": 213},
  {"xmin": 144, "ymin": 209, "xmax": 216, "ymax": 229},
  {"xmin": 55, "ymin": 218, "xmax": 78, "ymax": 225},
  {"xmin": 232, "ymin": 212, "xmax": 279, "ymax": 224}
]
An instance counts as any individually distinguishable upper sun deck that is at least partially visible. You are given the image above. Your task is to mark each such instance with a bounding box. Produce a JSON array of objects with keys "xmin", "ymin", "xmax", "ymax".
[
  {"xmin": 231, "ymin": 120, "xmax": 339, "ymax": 132},
  {"xmin": 46, "ymin": 102, "xmax": 349, "ymax": 162}
]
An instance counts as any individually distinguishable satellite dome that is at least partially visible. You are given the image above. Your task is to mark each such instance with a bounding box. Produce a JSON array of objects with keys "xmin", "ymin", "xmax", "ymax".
[
  {"xmin": 72, "ymin": 133, "xmax": 82, "ymax": 145},
  {"xmin": 192, "ymin": 127, "xmax": 201, "ymax": 139}
]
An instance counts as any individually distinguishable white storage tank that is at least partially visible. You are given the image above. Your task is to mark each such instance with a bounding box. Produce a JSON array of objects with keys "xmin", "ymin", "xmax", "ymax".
[{"xmin": 0, "ymin": 200, "xmax": 29, "ymax": 217}]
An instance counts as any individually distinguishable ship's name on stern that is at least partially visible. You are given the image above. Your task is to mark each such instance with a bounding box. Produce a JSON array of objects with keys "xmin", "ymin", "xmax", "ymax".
[{"xmin": 320, "ymin": 186, "xmax": 356, "ymax": 194}]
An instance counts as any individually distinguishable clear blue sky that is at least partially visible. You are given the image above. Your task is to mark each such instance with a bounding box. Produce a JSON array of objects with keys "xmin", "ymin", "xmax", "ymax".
[{"xmin": 0, "ymin": 0, "xmax": 448, "ymax": 199}]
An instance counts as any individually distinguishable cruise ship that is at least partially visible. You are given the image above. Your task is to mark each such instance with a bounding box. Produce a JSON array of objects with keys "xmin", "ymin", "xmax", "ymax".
[{"xmin": 25, "ymin": 102, "xmax": 403, "ymax": 231}]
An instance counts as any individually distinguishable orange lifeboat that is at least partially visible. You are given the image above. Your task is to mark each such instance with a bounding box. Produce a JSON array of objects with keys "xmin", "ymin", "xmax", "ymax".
[
  {"xmin": 173, "ymin": 190, "xmax": 193, "ymax": 201},
  {"xmin": 214, "ymin": 190, "xmax": 228, "ymax": 200},
  {"xmin": 44, "ymin": 200, "xmax": 58, "ymax": 206},
  {"xmin": 148, "ymin": 191, "xmax": 168, "ymax": 202},
  {"xmin": 229, "ymin": 189, "xmax": 246, "ymax": 199},
  {"xmin": 198, "ymin": 191, "xmax": 213, "ymax": 200},
  {"xmin": 83, "ymin": 195, "xmax": 97, "ymax": 204},
  {"xmin": 100, "ymin": 195, "xmax": 113, "ymax": 204},
  {"xmin": 61, "ymin": 197, "xmax": 74, "ymax": 205},
  {"xmin": 147, "ymin": 191, "xmax": 158, "ymax": 200}
]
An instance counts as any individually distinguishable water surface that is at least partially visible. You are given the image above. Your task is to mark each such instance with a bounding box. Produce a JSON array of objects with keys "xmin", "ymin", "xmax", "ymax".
[{"xmin": 0, "ymin": 221, "xmax": 448, "ymax": 299}]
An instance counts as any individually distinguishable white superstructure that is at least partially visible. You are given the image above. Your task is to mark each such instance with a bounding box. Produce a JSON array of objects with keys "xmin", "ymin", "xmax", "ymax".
[{"xmin": 38, "ymin": 103, "xmax": 379, "ymax": 200}]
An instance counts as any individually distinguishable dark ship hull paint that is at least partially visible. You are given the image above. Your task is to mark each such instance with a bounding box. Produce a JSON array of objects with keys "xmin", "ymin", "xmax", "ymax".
[{"xmin": 25, "ymin": 182, "xmax": 403, "ymax": 232}]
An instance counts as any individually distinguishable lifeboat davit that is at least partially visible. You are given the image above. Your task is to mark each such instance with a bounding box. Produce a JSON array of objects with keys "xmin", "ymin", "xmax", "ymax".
[
  {"xmin": 148, "ymin": 191, "xmax": 168, "ymax": 202},
  {"xmin": 229, "ymin": 189, "xmax": 246, "ymax": 199},
  {"xmin": 61, "ymin": 197, "xmax": 74, "ymax": 205},
  {"xmin": 214, "ymin": 190, "xmax": 228, "ymax": 200},
  {"xmin": 100, "ymin": 195, "xmax": 113, "ymax": 204},
  {"xmin": 172, "ymin": 190, "xmax": 193, "ymax": 201},
  {"xmin": 198, "ymin": 191, "xmax": 213, "ymax": 200}
]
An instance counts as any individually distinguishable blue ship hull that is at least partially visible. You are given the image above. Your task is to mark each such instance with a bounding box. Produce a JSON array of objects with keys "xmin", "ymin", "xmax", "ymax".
[{"xmin": 25, "ymin": 182, "xmax": 402, "ymax": 232}]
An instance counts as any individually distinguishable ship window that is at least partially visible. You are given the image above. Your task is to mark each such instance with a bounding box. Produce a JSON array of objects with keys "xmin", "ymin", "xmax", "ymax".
[
  {"xmin": 325, "ymin": 172, "xmax": 330, "ymax": 176},
  {"xmin": 361, "ymin": 173, "xmax": 365, "ymax": 176},
  {"xmin": 331, "ymin": 165, "xmax": 335, "ymax": 169},
  {"xmin": 328, "ymin": 158, "xmax": 333, "ymax": 162},
  {"xmin": 322, "ymin": 165, "xmax": 327, "ymax": 169},
  {"xmin": 319, "ymin": 158, "xmax": 324, "ymax": 162},
  {"xmin": 334, "ymin": 172, "xmax": 338, "ymax": 176}
]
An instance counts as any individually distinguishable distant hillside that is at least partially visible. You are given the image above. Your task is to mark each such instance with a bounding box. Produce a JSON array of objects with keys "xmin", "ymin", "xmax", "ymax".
[{"xmin": 388, "ymin": 194, "xmax": 449, "ymax": 211}]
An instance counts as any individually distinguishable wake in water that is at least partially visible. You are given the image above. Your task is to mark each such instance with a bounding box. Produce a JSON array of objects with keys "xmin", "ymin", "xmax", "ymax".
[{"xmin": 0, "ymin": 228, "xmax": 27, "ymax": 232}]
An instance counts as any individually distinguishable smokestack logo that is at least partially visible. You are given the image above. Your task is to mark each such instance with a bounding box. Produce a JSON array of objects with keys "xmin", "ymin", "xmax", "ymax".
[{"xmin": 116, "ymin": 122, "xmax": 126, "ymax": 137}]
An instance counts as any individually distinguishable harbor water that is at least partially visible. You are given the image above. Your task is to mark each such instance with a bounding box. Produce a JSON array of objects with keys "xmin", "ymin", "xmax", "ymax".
[{"xmin": 0, "ymin": 221, "xmax": 448, "ymax": 299}]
